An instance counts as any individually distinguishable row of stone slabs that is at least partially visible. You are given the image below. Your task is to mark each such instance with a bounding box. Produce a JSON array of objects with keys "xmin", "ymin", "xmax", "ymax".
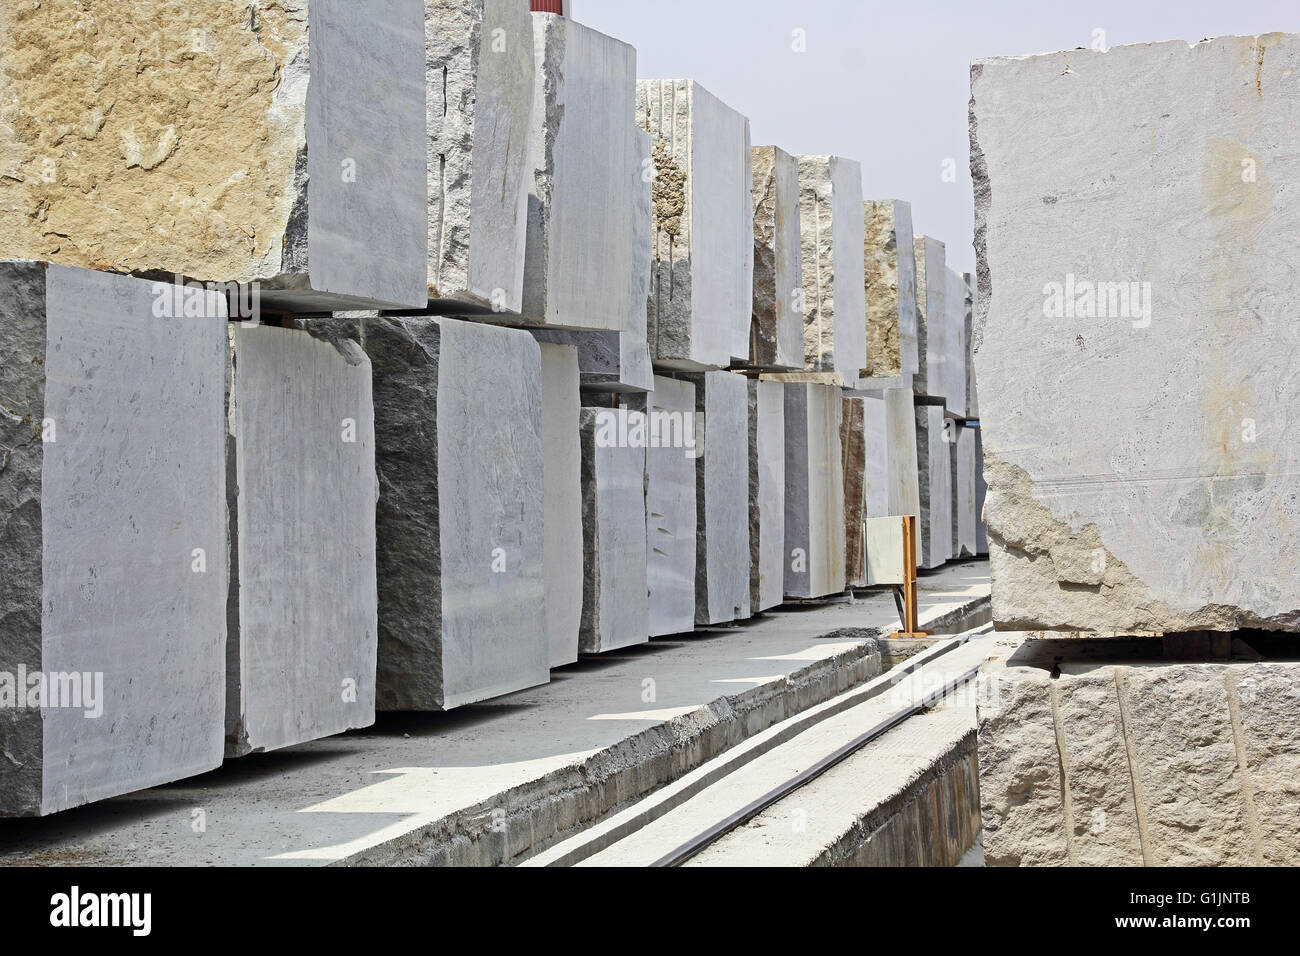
[
  {"xmin": 0, "ymin": 261, "xmax": 981, "ymax": 817},
  {"xmin": 0, "ymin": 1, "xmax": 972, "ymax": 405}
]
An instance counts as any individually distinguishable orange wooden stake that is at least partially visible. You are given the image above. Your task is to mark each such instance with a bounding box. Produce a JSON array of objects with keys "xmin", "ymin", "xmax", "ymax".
[{"xmin": 889, "ymin": 515, "xmax": 931, "ymax": 639}]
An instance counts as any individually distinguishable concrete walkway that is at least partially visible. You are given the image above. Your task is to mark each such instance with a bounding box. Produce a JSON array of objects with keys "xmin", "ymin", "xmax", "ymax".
[{"xmin": 0, "ymin": 561, "xmax": 989, "ymax": 866}]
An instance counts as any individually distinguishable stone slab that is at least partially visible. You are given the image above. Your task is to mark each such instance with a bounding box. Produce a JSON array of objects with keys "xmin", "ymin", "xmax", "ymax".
[
  {"xmin": 300, "ymin": 314, "xmax": 548, "ymax": 709},
  {"xmin": 426, "ymin": 0, "xmax": 536, "ymax": 313},
  {"xmin": 0, "ymin": 263, "xmax": 227, "ymax": 816},
  {"xmin": 942, "ymin": 267, "xmax": 969, "ymax": 417},
  {"xmin": 688, "ymin": 371, "xmax": 751, "ymax": 624},
  {"xmin": 537, "ymin": 343, "xmax": 583, "ymax": 666},
  {"xmin": 225, "ymin": 325, "xmax": 377, "ymax": 756},
  {"xmin": 579, "ymin": 407, "xmax": 649, "ymax": 651},
  {"xmin": 748, "ymin": 380, "xmax": 786, "ymax": 613},
  {"xmin": 979, "ymin": 643, "xmax": 1300, "ymax": 866},
  {"xmin": 528, "ymin": 126, "xmax": 653, "ymax": 392},
  {"xmin": 915, "ymin": 404, "xmax": 952, "ymax": 569},
  {"xmin": 952, "ymin": 424, "xmax": 977, "ymax": 559},
  {"xmin": 0, "ymin": 2, "xmax": 428, "ymax": 312},
  {"xmin": 971, "ymin": 34, "xmax": 1300, "ymax": 632},
  {"xmin": 784, "ymin": 383, "xmax": 846, "ymax": 598},
  {"xmin": 637, "ymin": 79, "xmax": 753, "ymax": 369},
  {"xmin": 864, "ymin": 199, "xmax": 919, "ymax": 379},
  {"xmin": 964, "ymin": 272, "xmax": 979, "ymax": 418},
  {"xmin": 884, "ymin": 382, "xmax": 921, "ymax": 529},
  {"xmin": 522, "ymin": 14, "xmax": 639, "ymax": 330},
  {"xmin": 842, "ymin": 397, "xmax": 868, "ymax": 588},
  {"xmin": 797, "ymin": 156, "xmax": 868, "ymax": 379},
  {"xmin": 642, "ymin": 377, "xmax": 698, "ymax": 637},
  {"xmin": 912, "ymin": 235, "xmax": 946, "ymax": 397},
  {"xmin": 975, "ymin": 427, "xmax": 989, "ymax": 555},
  {"xmin": 749, "ymin": 145, "xmax": 804, "ymax": 369},
  {"xmin": 860, "ymin": 393, "xmax": 890, "ymax": 519}
]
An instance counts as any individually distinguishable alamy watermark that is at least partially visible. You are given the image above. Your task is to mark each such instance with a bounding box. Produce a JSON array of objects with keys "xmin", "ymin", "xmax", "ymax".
[
  {"xmin": 593, "ymin": 407, "xmax": 702, "ymax": 460},
  {"xmin": 151, "ymin": 274, "xmax": 261, "ymax": 324},
  {"xmin": 1042, "ymin": 273, "xmax": 1152, "ymax": 329},
  {"xmin": 0, "ymin": 666, "xmax": 104, "ymax": 718}
]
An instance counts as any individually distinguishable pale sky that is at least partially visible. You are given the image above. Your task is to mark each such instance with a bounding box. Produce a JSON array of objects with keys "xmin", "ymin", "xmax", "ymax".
[{"xmin": 578, "ymin": 0, "xmax": 1300, "ymax": 275}]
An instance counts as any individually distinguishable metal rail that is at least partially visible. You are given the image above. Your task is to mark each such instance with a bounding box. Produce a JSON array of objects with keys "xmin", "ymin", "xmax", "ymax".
[{"xmin": 649, "ymin": 663, "xmax": 983, "ymax": 867}]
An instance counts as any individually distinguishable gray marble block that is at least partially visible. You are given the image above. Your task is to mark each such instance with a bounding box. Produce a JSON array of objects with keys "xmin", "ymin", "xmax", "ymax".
[
  {"xmin": 299, "ymin": 314, "xmax": 548, "ymax": 709},
  {"xmin": 884, "ymin": 381, "xmax": 921, "ymax": 524},
  {"xmin": 861, "ymin": 393, "xmax": 891, "ymax": 520},
  {"xmin": 864, "ymin": 199, "xmax": 919, "ymax": 380},
  {"xmin": 941, "ymin": 267, "xmax": 969, "ymax": 417},
  {"xmin": 0, "ymin": 263, "xmax": 227, "ymax": 816},
  {"xmin": 842, "ymin": 397, "xmax": 868, "ymax": 588},
  {"xmin": 579, "ymin": 407, "xmax": 649, "ymax": 651},
  {"xmin": 225, "ymin": 325, "xmax": 378, "ymax": 756},
  {"xmin": 975, "ymin": 427, "xmax": 989, "ymax": 555},
  {"xmin": 783, "ymin": 383, "xmax": 846, "ymax": 598},
  {"xmin": 912, "ymin": 235, "xmax": 946, "ymax": 397},
  {"xmin": 522, "ymin": 14, "xmax": 641, "ymax": 331},
  {"xmin": 972, "ymin": 34, "xmax": 1300, "ymax": 632},
  {"xmin": 528, "ymin": 125, "xmax": 654, "ymax": 392},
  {"xmin": 748, "ymin": 379, "xmax": 786, "ymax": 612},
  {"xmin": 951, "ymin": 424, "xmax": 977, "ymax": 559},
  {"xmin": 915, "ymin": 404, "xmax": 952, "ymax": 570},
  {"xmin": 797, "ymin": 155, "xmax": 868, "ymax": 380},
  {"xmin": 750, "ymin": 145, "xmax": 804, "ymax": 369},
  {"xmin": 687, "ymin": 371, "xmax": 751, "ymax": 624},
  {"xmin": 637, "ymin": 79, "xmax": 753, "ymax": 369},
  {"xmin": 537, "ymin": 343, "xmax": 583, "ymax": 666},
  {"xmin": 426, "ymin": 0, "xmax": 536, "ymax": 314},
  {"xmin": 640, "ymin": 377, "xmax": 698, "ymax": 636}
]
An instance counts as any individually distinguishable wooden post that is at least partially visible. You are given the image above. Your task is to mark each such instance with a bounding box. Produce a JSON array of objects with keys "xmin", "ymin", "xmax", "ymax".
[{"xmin": 889, "ymin": 515, "xmax": 931, "ymax": 639}]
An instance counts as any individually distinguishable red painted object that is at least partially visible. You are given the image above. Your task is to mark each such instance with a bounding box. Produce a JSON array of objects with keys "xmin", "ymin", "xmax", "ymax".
[{"xmin": 530, "ymin": 0, "xmax": 564, "ymax": 12}]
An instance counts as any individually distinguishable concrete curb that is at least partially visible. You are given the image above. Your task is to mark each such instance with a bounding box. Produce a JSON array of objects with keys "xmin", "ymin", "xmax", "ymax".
[{"xmin": 338, "ymin": 594, "xmax": 989, "ymax": 866}]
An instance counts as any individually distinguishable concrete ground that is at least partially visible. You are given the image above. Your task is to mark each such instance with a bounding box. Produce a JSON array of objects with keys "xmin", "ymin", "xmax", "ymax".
[{"xmin": 0, "ymin": 561, "xmax": 988, "ymax": 866}]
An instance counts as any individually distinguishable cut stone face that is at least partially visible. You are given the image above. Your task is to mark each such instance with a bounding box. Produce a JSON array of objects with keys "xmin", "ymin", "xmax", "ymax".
[
  {"xmin": 842, "ymin": 397, "xmax": 868, "ymax": 588},
  {"xmin": 528, "ymin": 128, "xmax": 653, "ymax": 392},
  {"xmin": 860, "ymin": 393, "xmax": 890, "ymax": 519},
  {"xmin": 522, "ymin": 14, "xmax": 640, "ymax": 331},
  {"xmin": 300, "ymin": 314, "xmax": 548, "ymax": 709},
  {"xmin": 884, "ymin": 381, "xmax": 921, "ymax": 522},
  {"xmin": 964, "ymin": 272, "xmax": 979, "ymax": 418},
  {"xmin": 979, "ymin": 651, "xmax": 1300, "ymax": 866},
  {"xmin": 748, "ymin": 380, "xmax": 786, "ymax": 613},
  {"xmin": 687, "ymin": 371, "xmax": 751, "ymax": 624},
  {"xmin": 784, "ymin": 383, "xmax": 846, "ymax": 598},
  {"xmin": 975, "ymin": 427, "xmax": 989, "ymax": 555},
  {"xmin": 427, "ymin": 0, "xmax": 536, "ymax": 313},
  {"xmin": 225, "ymin": 325, "xmax": 377, "ymax": 756},
  {"xmin": 0, "ymin": 263, "xmax": 227, "ymax": 816},
  {"xmin": 579, "ymin": 407, "xmax": 649, "ymax": 651},
  {"xmin": 639, "ymin": 377, "xmax": 697, "ymax": 637},
  {"xmin": 915, "ymin": 404, "xmax": 952, "ymax": 569},
  {"xmin": 941, "ymin": 268, "xmax": 969, "ymax": 417},
  {"xmin": 972, "ymin": 34, "xmax": 1300, "ymax": 632},
  {"xmin": 797, "ymin": 156, "xmax": 868, "ymax": 380},
  {"xmin": 749, "ymin": 146, "xmax": 804, "ymax": 369},
  {"xmin": 0, "ymin": 2, "xmax": 429, "ymax": 312},
  {"xmin": 912, "ymin": 236, "xmax": 946, "ymax": 397},
  {"xmin": 951, "ymin": 424, "xmax": 977, "ymax": 559},
  {"xmin": 637, "ymin": 79, "xmax": 753, "ymax": 369},
  {"xmin": 537, "ymin": 343, "xmax": 583, "ymax": 666},
  {"xmin": 864, "ymin": 199, "xmax": 919, "ymax": 379}
]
